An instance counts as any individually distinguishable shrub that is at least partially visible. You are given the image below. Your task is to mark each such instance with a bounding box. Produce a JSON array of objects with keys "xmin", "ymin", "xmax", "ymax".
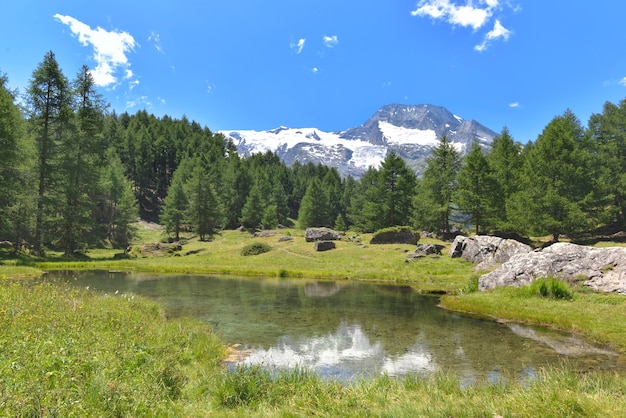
[
  {"xmin": 461, "ymin": 275, "xmax": 480, "ymax": 294},
  {"xmin": 241, "ymin": 242, "xmax": 272, "ymax": 256},
  {"xmin": 526, "ymin": 277, "xmax": 573, "ymax": 300}
]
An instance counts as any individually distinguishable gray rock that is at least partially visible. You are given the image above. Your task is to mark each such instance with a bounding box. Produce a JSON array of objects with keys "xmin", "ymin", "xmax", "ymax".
[
  {"xmin": 278, "ymin": 236, "xmax": 293, "ymax": 242},
  {"xmin": 305, "ymin": 227, "xmax": 341, "ymax": 242},
  {"xmin": 478, "ymin": 242, "xmax": 626, "ymax": 294},
  {"xmin": 314, "ymin": 241, "xmax": 336, "ymax": 251},
  {"xmin": 370, "ymin": 228, "xmax": 419, "ymax": 245},
  {"xmin": 416, "ymin": 243, "xmax": 445, "ymax": 255},
  {"xmin": 449, "ymin": 235, "xmax": 532, "ymax": 268}
]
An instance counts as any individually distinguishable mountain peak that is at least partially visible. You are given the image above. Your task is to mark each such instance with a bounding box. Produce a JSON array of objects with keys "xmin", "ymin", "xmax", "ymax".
[{"xmin": 220, "ymin": 104, "xmax": 497, "ymax": 178}]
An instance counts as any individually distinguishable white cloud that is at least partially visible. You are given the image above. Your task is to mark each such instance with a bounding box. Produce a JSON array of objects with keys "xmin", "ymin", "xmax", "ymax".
[
  {"xmin": 126, "ymin": 96, "xmax": 151, "ymax": 109},
  {"xmin": 509, "ymin": 102, "xmax": 520, "ymax": 108},
  {"xmin": 291, "ymin": 38, "xmax": 306, "ymax": 54},
  {"xmin": 449, "ymin": 5, "xmax": 491, "ymax": 30},
  {"xmin": 148, "ymin": 31, "xmax": 163, "ymax": 53},
  {"xmin": 54, "ymin": 14, "xmax": 137, "ymax": 87},
  {"xmin": 312, "ymin": 67, "xmax": 319, "ymax": 73},
  {"xmin": 412, "ymin": 1, "xmax": 517, "ymax": 51},
  {"xmin": 411, "ymin": 0, "xmax": 493, "ymax": 30},
  {"xmin": 619, "ymin": 77, "xmax": 626, "ymax": 87},
  {"xmin": 474, "ymin": 19, "xmax": 511, "ymax": 52},
  {"xmin": 323, "ymin": 35, "xmax": 339, "ymax": 48},
  {"xmin": 129, "ymin": 79, "xmax": 140, "ymax": 90}
]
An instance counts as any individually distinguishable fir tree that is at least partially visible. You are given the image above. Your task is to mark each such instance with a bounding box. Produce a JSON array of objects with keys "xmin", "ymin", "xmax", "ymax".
[{"xmin": 297, "ymin": 178, "xmax": 330, "ymax": 228}]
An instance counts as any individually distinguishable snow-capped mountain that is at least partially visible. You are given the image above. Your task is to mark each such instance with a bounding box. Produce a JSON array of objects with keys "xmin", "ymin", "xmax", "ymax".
[{"xmin": 220, "ymin": 104, "xmax": 497, "ymax": 178}]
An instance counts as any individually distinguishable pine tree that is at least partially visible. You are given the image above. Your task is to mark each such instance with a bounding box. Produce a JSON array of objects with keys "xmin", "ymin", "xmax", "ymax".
[
  {"xmin": 221, "ymin": 153, "xmax": 251, "ymax": 228},
  {"xmin": 378, "ymin": 151, "xmax": 416, "ymax": 228},
  {"xmin": 96, "ymin": 151, "xmax": 137, "ymax": 247},
  {"xmin": 420, "ymin": 135, "xmax": 461, "ymax": 234},
  {"xmin": 587, "ymin": 100, "xmax": 626, "ymax": 229},
  {"xmin": 297, "ymin": 178, "xmax": 330, "ymax": 228},
  {"xmin": 0, "ymin": 73, "xmax": 30, "ymax": 244},
  {"xmin": 240, "ymin": 181, "xmax": 265, "ymax": 230},
  {"xmin": 486, "ymin": 127, "xmax": 522, "ymax": 229},
  {"xmin": 456, "ymin": 141, "xmax": 499, "ymax": 234},
  {"xmin": 57, "ymin": 65, "xmax": 106, "ymax": 255},
  {"xmin": 186, "ymin": 163, "xmax": 223, "ymax": 240},
  {"xmin": 26, "ymin": 51, "xmax": 72, "ymax": 255},
  {"xmin": 161, "ymin": 174, "xmax": 188, "ymax": 241},
  {"xmin": 322, "ymin": 168, "xmax": 342, "ymax": 228},
  {"xmin": 508, "ymin": 110, "xmax": 592, "ymax": 242}
]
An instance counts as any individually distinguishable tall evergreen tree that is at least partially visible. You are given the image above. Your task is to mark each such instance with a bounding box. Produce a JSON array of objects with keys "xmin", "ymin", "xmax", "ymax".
[
  {"xmin": 221, "ymin": 153, "xmax": 251, "ymax": 228},
  {"xmin": 57, "ymin": 65, "xmax": 106, "ymax": 255},
  {"xmin": 297, "ymin": 177, "xmax": 331, "ymax": 228},
  {"xmin": 26, "ymin": 51, "xmax": 72, "ymax": 255},
  {"xmin": 0, "ymin": 73, "xmax": 31, "ymax": 244},
  {"xmin": 240, "ymin": 178, "xmax": 267, "ymax": 230},
  {"xmin": 419, "ymin": 135, "xmax": 461, "ymax": 234},
  {"xmin": 96, "ymin": 152, "xmax": 137, "ymax": 248},
  {"xmin": 486, "ymin": 127, "xmax": 522, "ymax": 229},
  {"xmin": 508, "ymin": 110, "xmax": 592, "ymax": 242},
  {"xmin": 186, "ymin": 163, "xmax": 223, "ymax": 240},
  {"xmin": 322, "ymin": 168, "xmax": 343, "ymax": 228},
  {"xmin": 161, "ymin": 173, "xmax": 189, "ymax": 241},
  {"xmin": 348, "ymin": 167, "xmax": 380, "ymax": 231},
  {"xmin": 378, "ymin": 151, "xmax": 416, "ymax": 228},
  {"xmin": 587, "ymin": 100, "xmax": 626, "ymax": 229},
  {"xmin": 456, "ymin": 141, "xmax": 499, "ymax": 234}
]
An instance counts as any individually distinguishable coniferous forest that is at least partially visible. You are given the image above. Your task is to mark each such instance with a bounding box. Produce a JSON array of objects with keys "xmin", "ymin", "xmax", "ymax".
[{"xmin": 1, "ymin": 51, "xmax": 626, "ymax": 256}]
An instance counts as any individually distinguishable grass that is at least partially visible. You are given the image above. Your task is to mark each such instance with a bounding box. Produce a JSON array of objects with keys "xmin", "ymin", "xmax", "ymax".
[
  {"xmin": 2, "ymin": 223, "xmax": 626, "ymax": 416},
  {"xmin": 7, "ymin": 225, "xmax": 476, "ymax": 293},
  {"xmin": 2, "ymin": 280, "xmax": 625, "ymax": 416},
  {"xmin": 442, "ymin": 280, "xmax": 626, "ymax": 352},
  {"xmin": 0, "ymin": 280, "xmax": 225, "ymax": 416}
]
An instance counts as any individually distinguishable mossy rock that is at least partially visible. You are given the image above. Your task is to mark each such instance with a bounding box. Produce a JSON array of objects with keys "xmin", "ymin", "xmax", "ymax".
[{"xmin": 370, "ymin": 227, "xmax": 419, "ymax": 245}]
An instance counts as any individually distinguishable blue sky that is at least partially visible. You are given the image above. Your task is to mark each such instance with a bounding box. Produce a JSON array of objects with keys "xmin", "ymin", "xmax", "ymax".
[{"xmin": 2, "ymin": 1, "xmax": 626, "ymax": 143}]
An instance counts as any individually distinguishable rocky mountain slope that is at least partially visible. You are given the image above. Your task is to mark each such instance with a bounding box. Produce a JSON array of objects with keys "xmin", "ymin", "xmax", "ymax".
[{"xmin": 220, "ymin": 104, "xmax": 497, "ymax": 177}]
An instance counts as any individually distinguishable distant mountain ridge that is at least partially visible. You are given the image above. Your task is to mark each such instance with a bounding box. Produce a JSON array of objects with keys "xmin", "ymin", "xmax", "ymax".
[{"xmin": 220, "ymin": 104, "xmax": 498, "ymax": 178}]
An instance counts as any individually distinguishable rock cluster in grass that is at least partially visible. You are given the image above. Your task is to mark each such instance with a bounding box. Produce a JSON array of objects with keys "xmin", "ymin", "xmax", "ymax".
[
  {"xmin": 449, "ymin": 235, "xmax": 532, "ymax": 270},
  {"xmin": 406, "ymin": 243, "xmax": 445, "ymax": 261},
  {"xmin": 132, "ymin": 242, "xmax": 182, "ymax": 257},
  {"xmin": 478, "ymin": 242, "xmax": 626, "ymax": 294}
]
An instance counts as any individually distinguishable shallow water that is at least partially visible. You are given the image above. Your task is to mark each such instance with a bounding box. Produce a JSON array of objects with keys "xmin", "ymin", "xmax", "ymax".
[{"xmin": 47, "ymin": 270, "xmax": 620, "ymax": 383}]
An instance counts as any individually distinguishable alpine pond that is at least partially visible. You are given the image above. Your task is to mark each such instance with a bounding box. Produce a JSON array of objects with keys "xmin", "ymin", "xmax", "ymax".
[{"xmin": 47, "ymin": 271, "xmax": 619, "ymax": 384}]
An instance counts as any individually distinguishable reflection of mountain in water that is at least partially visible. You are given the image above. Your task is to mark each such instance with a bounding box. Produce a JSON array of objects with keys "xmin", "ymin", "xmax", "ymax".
[{"xmin": 507, "ymin": 324, "xmax": 617, "ymax": 357}]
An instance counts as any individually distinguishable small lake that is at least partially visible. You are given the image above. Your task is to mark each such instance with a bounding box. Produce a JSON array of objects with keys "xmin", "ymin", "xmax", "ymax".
[{"xmin": 46, "ymin": 270, "xmax": 620, "ymax": 384}]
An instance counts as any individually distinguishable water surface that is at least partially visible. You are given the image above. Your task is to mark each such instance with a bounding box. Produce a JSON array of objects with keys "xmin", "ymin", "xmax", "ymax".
[{"xmin": 47, "ymin": 270, "xmax": 619, "ymax": 383}]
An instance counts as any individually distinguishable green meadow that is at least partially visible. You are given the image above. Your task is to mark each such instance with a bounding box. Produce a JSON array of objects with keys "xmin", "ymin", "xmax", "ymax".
[{"xmin": 2, "ymin": 224, "xmax": 626, "ymax": 417}]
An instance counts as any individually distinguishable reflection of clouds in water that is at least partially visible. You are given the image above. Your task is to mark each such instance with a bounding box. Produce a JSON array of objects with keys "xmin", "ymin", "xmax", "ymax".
[
  {"xmin": 239, "ymin": 323, "xmax": 384, "ymax": 374},
  {"xmin": 381, "ymin": 346, "xmax": 435, "ymax": 377},
  {"xmin": 238, "ymin": 322, "xmax": 438, "ymax": 378}
]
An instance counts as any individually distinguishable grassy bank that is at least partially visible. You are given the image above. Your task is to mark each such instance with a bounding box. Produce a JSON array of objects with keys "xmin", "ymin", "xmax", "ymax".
[
  {"xmin": 1, "ymin": 280, "xmax": 625, "ymax": 417},
  {"xmin": 2, "ymin": 224, "xmax": 626, "ymax": 416},
  {"xmin": 441, "ymin": 283, "xmax": 626, "ymax": 352},
  {"xmin": 10, "ymin": 227, "xmax": 477, "ymax": 293}
]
